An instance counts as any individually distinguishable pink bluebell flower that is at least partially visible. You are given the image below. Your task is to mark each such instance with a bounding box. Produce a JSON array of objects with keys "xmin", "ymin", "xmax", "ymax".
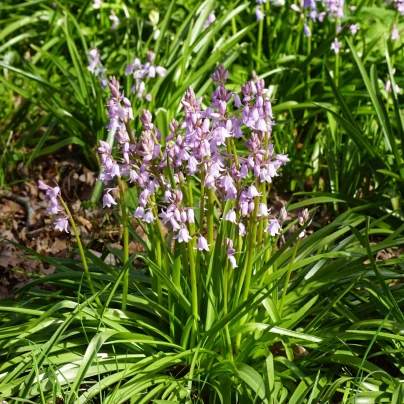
[
  {"xmin": 225, "ymin": 209, "xmax": 237, "ymax": 223},
  {"xmin": 226, "ymin": 238, "xmax": 238, "ymax": 269},
  {"xmin": 280, "ymin": 207, "xmax": 287, "ymax": 222},
  {"xmin": 331, "ymin": 38, "xmax": 342, "ymax": 54},
  {"xmin": 298, "ymin": 208, "xmax": 312, "ymax": 238},
  {"xmin": 174, "ymin": 227, "xmax": 192, "ymax": 243},
  {"xmin": 392, "ymin": 26, "xmax": 400, "ymax": 41},
  {"xmin": 350, "ymin": 24, "xmax": 360, "ymax": 35},
  {"xmin": 103, "ymin": 189, "xmax": 118, "ymax": 208},
  {"xmin": 126, "ymin": 52, "xmax": 166, "ymax": 100},
  {"xmin": 54, "ymin": 216, "xmax": 70, "ymax": 233},
  {"xmin": 265, "ymin": 218, "xmax": 281, "ymax": 237},
  {"xmin": 256, "ymin": 6, "xmax": 265, "ymax": 21},
  {"xmin": 203, "ymin": 11, "xmax": 216, "ymax": 29},
  {"xmin": 195, "ymin": 236, "xmax": 210, "ymax": 251},
  {"xmin": 87, "ymin": 47, "xmax": 107, "ymax": 87}
]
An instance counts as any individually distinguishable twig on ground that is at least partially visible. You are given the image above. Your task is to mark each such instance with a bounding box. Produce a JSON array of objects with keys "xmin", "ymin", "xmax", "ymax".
[{"xmin": 0, "ymin": 190, "xmax": 35, "ymax": 230}]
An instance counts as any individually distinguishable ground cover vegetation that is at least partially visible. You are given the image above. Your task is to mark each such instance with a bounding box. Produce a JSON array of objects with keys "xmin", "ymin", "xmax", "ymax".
[{"xmin": 1, "ymin": 0, "xmax": 404, "ymax": 402}]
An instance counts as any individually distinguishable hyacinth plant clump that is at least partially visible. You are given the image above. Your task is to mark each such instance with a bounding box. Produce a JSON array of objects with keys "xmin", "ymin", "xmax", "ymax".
[
  {"xmin": 97, "ymin": 63, "xmax": 295, "ymax": 345},
  {"xmin": 39, "ymin": 64, "xmax": 294, "ymax": 341}
]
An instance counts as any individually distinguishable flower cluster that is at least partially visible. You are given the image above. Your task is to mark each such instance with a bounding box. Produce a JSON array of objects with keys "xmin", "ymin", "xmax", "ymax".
[
  {"xmin": 125, "ymin": 51, "xmax": 167, "ymax": 101},
  {"xmin": 385, "ymin": 68, "xmax": 403, "ymax": 94},
  {"xmin": 98, "ymin": 65, "xmax": 289, "ymax": 268},
  {"xmin": 389, "ymin": 0, "xmax": 404, "ymax": 15},
  {"xmin": 100, "ymin": 76, "xmax": 134, "ymax": 184},
  {"xmin": 291, "ymin": 0, "xmax": 347, "ymax": 39},
  {"xmin": 384, "ymin": 0, "xmax": 402, "ymax": 40},
  {"xmin": 322, "ymin": 0, "xmax": 344, "ymax": 19},
  {"xmin": 299, "ymin": 0, "xmax": 326, "ymax": 23},
  {"xmin": 87, "ymin": 47, "xmax": 107, "ymax": 87},
  {"xmin": 37, "ymin": 181, "xmax": 70, "ymax": 233}
]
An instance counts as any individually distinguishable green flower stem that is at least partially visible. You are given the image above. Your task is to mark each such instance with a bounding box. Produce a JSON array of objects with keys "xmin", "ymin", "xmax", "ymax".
[
  {"xmin": 189, "ymin": 264, "xmax": 198, "ymax": 347},
  {"xmin": 195, "ymin": 167, "xmax": 206, "ymax": 320},
  {"xmin": 257, "ymin": 181, "xmax": 266, "ymax": 256},
  {"xmin": 235, "ymin": 195, "xmax": 260, "ymax": 351},
  {"xmin": 228, "ymin": 136, "xmax": 241, "ymax": 308},
  {"xmin": 186, "ymin": 179, "xmax": 196, "ymax": 256},
  {"xmin": 155, "ymin": 233, "xmax": 163, "ymax": 307},
  {"xmin": 171, "ymin": 241, "xmax": 181, "ymax": 340},
  {"xmin": 257, "ymin": 6, "xmax": 264, "ymax": 71},
  {"xmin": 205, "ymin": 187, "xmax": 216, "ymax": 331},
  {"xmin": 185, "ymin": 179, "xmax": 199, "ymax": 347},
  {"xmin": 335, "ymin": 18, "xmax": 340, "ymax": 87},
  {"xmin": 117, "ymin": 178, "xmax": 130, "ymax": 311},
  {"xmin": 154, "ymin": 215, "xmax": 166, "ymax": 309},
  {"xmin": 199, "ymin": 166, "xmax": 206, "ymax": 234},
  {"xmin": 265, "ymin": 0, "xmax": 271, "ymax": 55},
  {"xmin": 295, "ymin": 15, "xmax": 303, "ymax": 55},
  {"xmin": 151, "ymin": 195, "xmax": 169, "ymax": 309},
  {"xmin": 279, "ymin": 238, "xmax": 301, "ymax": 316},
  {"xmin": 223, "ymin": 260, "xmax": 233, "ymax": 359},
  {"xmin": 264, "ymin": 183, "xmax": 271, "ymax": 262},
  {"xmin": 207, "ymin": 188, "xmax": 215, "ymax": 247},
  {"xmin": 263, "ymin": 133, "xmax": 270, "ymax": 263},
  {"xmin": 392, "ymin": 11, "xmax": 398, "ymax": 68},
  {"xmin": 183, "ymin": 181, "xmax": 199, "ymax": 332},
  {"xmin": 231, "ymin": 138, "xmax": 240, "ymax": 170},
  {"xmin": 146, "ymin": 229, "xmax": 157, "ymax": 295},
  {"xmin": 228, "ymin": 222, "xmax": 239, "ymax": 309},
  {"xmin": 235, "ymin": 243, "xmax": 249, "ymax": 309},
  {"xmin": 58, "ymin": 195, "xmax": 101, "ymax": 307},
  {"xmin": 259, "ymin": 233, "xmax": 279, "ymax": 285},
  {"xmin": 241, "ymin": 196, "xmax": 260, "ymax": 300},
  {"xmin": 306, "ymin": 20, "xmax": 312, "ymax": 99},
  {"xmin": 151, "ymin": 194, "xmax": 170, "ymax": 275},
  {"xmin": 231, "ymin": 16, "xmax": 237, "ymax": 37}
]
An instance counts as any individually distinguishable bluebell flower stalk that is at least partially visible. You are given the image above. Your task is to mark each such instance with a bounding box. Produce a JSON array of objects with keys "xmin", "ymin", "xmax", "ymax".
[
  {"xmin": 37, "ymin": 181, "xmax": 101, "ymax": 307},
  {"xmin": 87, "ymin": 47, "xmax": 107, "ymax": 87},
  {"xmin": 125, "ymin": 51, "xmax": 167, "ymax": 102}
]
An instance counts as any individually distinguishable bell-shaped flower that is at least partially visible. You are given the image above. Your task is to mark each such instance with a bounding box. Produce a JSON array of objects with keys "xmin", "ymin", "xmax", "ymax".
[
  {"xmin": 54, "ymin": 216, "xmax": 70, "ymax": 233},
  {"xmin": 143, "ymin": 210, "xmax": 155, "ymax": 223},
  {"xmin": 195, "ymin": 236, "xmax": 210, "ymax": 251},
  {"xmin": 258, "ymin": 203, "xmax": 270, "ymax": 217},
  {"xmin": 103, "ymin": 191, "xmax": 118, "ymax": 208},
  {"xmin": 225, "ymin": 209, "xmax": 237, "ymax": 223},
  {"xmin": 174, "ymin": 227, "xmax": 192, "ymax": 243},
  {"xmin": 133, "ymin": 207, "xmax": 145, "ymax": 219},
  {"xmin": 256, "ymin": 6, "xmax": 265, "ymax": 20},
  {"xmin": 265, "ymin": 218, "xmax": 281, "ymax": 237}
]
